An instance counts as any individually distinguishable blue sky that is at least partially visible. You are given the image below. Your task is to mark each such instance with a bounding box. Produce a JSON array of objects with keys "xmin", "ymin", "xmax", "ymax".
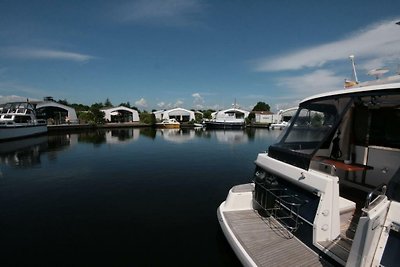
[{"xmin": 0, "ymin": 0, "xmax": 400, "ymax": 112}]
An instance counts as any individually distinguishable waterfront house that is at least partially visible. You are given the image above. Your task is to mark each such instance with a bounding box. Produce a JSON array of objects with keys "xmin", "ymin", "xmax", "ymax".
[
  {"xmin": 101, "ymin": 106, "xmax": 139, "ymax": 123},
  {"xmin": 153, "ymin": 108, "xmax": 195, "ymax": 122}
]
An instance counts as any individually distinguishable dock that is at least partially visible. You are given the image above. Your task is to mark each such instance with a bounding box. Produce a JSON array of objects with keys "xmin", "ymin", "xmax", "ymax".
[{"xmin": 223, "ymin": 209, "xmax": 332, "ymax": 266}]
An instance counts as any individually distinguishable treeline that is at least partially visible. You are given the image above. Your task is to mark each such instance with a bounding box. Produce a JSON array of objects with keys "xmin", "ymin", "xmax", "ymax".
[
  {"xmin": 56, "ymin": 98, "xmax": 271, "ymax": 124},
  {"xmin": 56, "ymin": 98, "xmax": 151, "ymax": 124}
]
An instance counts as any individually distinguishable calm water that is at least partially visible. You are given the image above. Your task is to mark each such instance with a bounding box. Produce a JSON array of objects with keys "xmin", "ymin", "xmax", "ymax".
[{"xmin": 0, "ymin": 128, "xmax": 281, "ymax": 266}]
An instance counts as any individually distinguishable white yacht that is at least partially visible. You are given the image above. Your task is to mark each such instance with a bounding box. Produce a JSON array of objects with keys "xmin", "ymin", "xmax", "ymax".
[
  {"xmin": 205, "ymin": 108, "xmax": 250, "ymax": 129},
  {"xmin": 218, "ymin": 75, "xmax": 400, "ymax": 266},
  {"xmin": 0, "ymin": 102, "xmax": 47, "ymax": 141}
]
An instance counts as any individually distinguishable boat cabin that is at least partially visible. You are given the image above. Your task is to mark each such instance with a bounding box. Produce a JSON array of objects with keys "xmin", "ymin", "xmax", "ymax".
[
  {"xmin": 0, "ymin": 102, "xmax": 38, "ymax": 125},
  {"xmin": 253, "ymin": 84, "xmax": 400, "ymax": 266}
]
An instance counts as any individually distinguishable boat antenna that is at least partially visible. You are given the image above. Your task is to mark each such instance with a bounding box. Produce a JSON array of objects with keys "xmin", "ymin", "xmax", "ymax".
[{"xmin": 349, "ymin": 55, "xmax": 359, "ymax": 84}]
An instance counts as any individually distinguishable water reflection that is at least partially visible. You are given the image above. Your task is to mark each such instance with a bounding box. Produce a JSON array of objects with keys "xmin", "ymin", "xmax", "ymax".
[
  {"xmin": 158, "ymin": 128, "xmax": 196, "ymax": 143},
  {"xmin": 105, "ymin": 128, "xmax": 140, "ymax": 144},
  {"xmin": 0, "ymin": 128, "xmax": 280, "ymax": 168},
  {"xmin": 0, "ymin": 135, "xmax": 48, "ymax": 167}
]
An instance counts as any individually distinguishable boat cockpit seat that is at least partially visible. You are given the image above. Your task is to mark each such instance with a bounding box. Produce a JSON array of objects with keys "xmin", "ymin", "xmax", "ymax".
[{"xmin": 339, "ymin": 197, "xmax": 356, "ymax": 226}]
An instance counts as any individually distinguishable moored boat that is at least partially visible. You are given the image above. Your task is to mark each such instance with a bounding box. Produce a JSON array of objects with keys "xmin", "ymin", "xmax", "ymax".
[
  {"xmin": 269, "ymin": 120, "xmax": 288, "ymax": 130},
  {"xmin": 0, "ymin": 102, "xmax": 47, "ymax": 141},
  {"xmin": 218, "ymin": 70, "xmax": 400, "ymax": 266},
  {"xmin": 205, "ymin": 108, "xmax": 249, "ymax": 129},
  {"xmin": 155, "ymin": 118, "xmax": 180, "ymax": 129}
]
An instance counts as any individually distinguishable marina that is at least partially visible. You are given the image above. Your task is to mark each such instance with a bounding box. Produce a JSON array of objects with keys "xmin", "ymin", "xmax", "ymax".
[{"xmin": 1, "ymin": 2, "xmax": 400, "ymax": 266}]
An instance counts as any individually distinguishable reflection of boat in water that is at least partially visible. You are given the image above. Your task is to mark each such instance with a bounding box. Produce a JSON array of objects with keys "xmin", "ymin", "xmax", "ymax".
[
  {"xmin": 158, "ymin": 128, "xmax": 195, "ymax": 143},
  {"xmin": 156, "ymin": 119, "xmax": 180, "ymax": 129},
  {"xmin": 270, "ymin": 120, "xmax": 288, "ymax": 130},
  {"xmin": 214, "ymin": 130, "xmax": 248, "ymax": 144},
  {"xmin": 218, "ymin": 65, "xmax": 400, "ymax": 266},
  {"xmin": 0, "ymin": 102, "xmax": 47, "ymax": 141},
  {"xmin": 193, "ymin": 123, "xmax": 204, "ymax": 128},
  {"xmin": 0, "ymin": 135, "xmax": 48, "ymax": 167}
]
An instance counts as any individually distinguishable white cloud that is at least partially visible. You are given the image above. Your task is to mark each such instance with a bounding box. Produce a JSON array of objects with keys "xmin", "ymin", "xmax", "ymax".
[
  {"xmin": 135, "ymin": 98, "xmax": 148, "ymax": 107},
  {"xmin": 255, "ymin": 19, "xmax": 400, "ymax": 72},
  {"xmin": 115, "ymin": 0, "xmax": 204, "ymax": 26},
  {"xmin": 174, "ymin": 100, "xmax": 183, "ymax": 107},
  {"xmin": 0, "ymin": 47, "xmax": 94, "ymax": 62},
  {"xmin": 192, "ymin": 92, "xmax": 204, "ymax": 105},
  {"xmin": 192, "ymin": 92, "xmax": 201, "ymax": 98},
  {"xmin": 0, "ymin": 95, "xmax": 40, "ymax": 104},
  {"xmin": 277, "ymin": 69, "xmax": 343, "ymax": 96},
  {"xmin": 274, "ymin": 101, "xmax": 301, "ymax": 113},
  {"xmin": 157, "ymin": 101, "xmax": 165, "ymax": 108},
  {"xmin": 0, "ymin": 81, "xmax": 47, "ymax": 97}
]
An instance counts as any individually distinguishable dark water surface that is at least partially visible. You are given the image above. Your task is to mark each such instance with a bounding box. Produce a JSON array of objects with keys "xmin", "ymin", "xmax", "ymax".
[{"xmin": 0, "ymin": 128, "xmax": 281, "ymax": 266}]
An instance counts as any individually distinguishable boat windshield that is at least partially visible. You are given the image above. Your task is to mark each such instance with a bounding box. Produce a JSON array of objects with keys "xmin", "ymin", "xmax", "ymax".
[
  {"xmin": 268, "ymin": 96, "xmax": 352, "ymax": 169},
  {"xmin": 1, "ymin": 102, "xmax": 34, "ymax": 113}
]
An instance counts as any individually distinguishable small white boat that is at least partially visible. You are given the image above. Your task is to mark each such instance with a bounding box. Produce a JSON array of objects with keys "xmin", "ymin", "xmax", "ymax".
[
  {"xmin": 155, "ymin": 118, "xmax": 180, "ymax": 129},
  {"xmin": 218, "ymin": 62, "xmax": 400, "ymax": 266},
  {"xmin": 193, "ymin": 123, "xmax": 204, "ymax": 128},
  {"xmin": 0, "ymin": 102, "xmax": 47, "ymax": 141},
  {"xmin": 270, "ymin": 120, "xmax": 288, "ymax": 130}
]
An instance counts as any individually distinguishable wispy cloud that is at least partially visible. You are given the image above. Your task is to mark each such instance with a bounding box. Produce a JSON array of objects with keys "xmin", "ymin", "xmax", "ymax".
[
  {"xmin": 277, "ymin": 69, "xmax": 342, "ymax": 96},
  {"xmin": 135, "ymin": 97, "xmax": 148, "ymax": 107},
  {"xmin": 0, "ymin": 95, "xmax": 41, "ymax": 104},
  {"xmin": 0, "ymin": 81, "xmax": 48, "ymax": 97},
  {"xmin": 0, "ymin": 47, "xmax": 94, "ymax": 62},
  {"xmin": 156, "ymin": 99, "xmax": 184, "ymax": 109},
  {"xmin": 192, "ymin": 92, "xmax": 204, "ymax": 108},
  {"xmin": 114, "ymin": 0, "xmax": 205, "ymax": 27},
  {"xmin": 255, "ymin": 19, "xmax": 400, "ymax": 72}
]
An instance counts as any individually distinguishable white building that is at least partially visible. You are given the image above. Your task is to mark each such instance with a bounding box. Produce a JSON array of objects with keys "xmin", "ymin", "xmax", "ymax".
[
  {"xmin": 252, "ymin": 111, "xmax": 277, "ymax": 124},
  {"xmin": 153, "ymin": 108, "xmax": 196, "ymax": 122},
  {"xmin": 36, "ymin": 101, "xmax": 78, "ymax": 124},
  {"xmin": 252, "ymin": 107, "xmax": 298, "ymax": 124},
  {"xmin": 101, "ymin": 106, "xmax": 139, "ymax": 123}
]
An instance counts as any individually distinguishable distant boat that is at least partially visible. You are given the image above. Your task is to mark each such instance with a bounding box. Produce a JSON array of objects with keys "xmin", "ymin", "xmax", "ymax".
[
  {"xmin": 155, "ymin": 118, "xmax": 180, "ymax": 129},
  {"xmin": 270, "ymin": 120, "xmax": 289, "ymax": 130},
  {"xmin": 205, "ymin": 107, "xmax": 249, "ymax": 129},
  {"xmin": 0, "ymin": 102, "xmax": 47, "ymax": 141},
  {"xmin": 193, "ymin": 123, "xmax": 204, "ymax": 128}
]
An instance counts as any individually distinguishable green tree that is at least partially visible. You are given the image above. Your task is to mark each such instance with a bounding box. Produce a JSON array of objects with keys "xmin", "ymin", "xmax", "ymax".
[
  {"xmin": 104, "ymin": 98, "xmax": 113, "ymax": 107},
  {"xmin": 139, "ymin": 111, "xmax": 155, "ymax": 125},
  {"xmin": 202, "ymin": 109, "xmax": 215, "ymax": 119},
  {"xmin": 252, "ymin": 102, "xmax": 270, "ymax": 112},
  {"xmin": 89, "ymin": 102, "xmax": 105, "ymax": 124},
  {"xmin": 57, "ymin": 99, "xmax": 70, "ymax": 106},
  {"xmin": 119, "ymin": 102, "xmax": 131, "ymax": 108}
]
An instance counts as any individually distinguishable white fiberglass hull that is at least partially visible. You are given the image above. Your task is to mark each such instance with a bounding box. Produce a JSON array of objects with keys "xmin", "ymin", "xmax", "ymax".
[{"xmin": 0, "ymin": 125, "xmax": 47, "ymax": 141}]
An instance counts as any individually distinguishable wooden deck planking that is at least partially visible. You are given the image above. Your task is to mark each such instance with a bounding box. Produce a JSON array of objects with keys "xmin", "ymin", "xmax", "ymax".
[{"xmin": 224, "ymin": 210, "xmax": 332, "ymax": 267}]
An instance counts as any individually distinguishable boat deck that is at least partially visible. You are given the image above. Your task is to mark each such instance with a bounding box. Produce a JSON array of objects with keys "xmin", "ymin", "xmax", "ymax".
[{"xmin": 223, "ymin": 210, "xmax": 332, "ymax": 266}]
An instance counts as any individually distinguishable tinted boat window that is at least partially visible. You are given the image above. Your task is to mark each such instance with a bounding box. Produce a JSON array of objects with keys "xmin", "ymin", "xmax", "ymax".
[{"xmin": 268, "ymin": 97, "xmax": 352, "ymax": 169}]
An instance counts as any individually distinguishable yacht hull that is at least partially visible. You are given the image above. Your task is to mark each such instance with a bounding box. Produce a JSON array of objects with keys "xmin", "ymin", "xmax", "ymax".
[
  {"xmin": 205, "ymin": 121, "xmax": 245, "ymax": 129},
  {"xmin": 0, "ymin": 125, "xmax": 48, "ymax": 141}
]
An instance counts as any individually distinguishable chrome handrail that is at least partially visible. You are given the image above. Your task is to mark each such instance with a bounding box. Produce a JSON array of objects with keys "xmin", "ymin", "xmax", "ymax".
[{"xmin": 364, "ymin": 183, "xmax": 387, "ymax": 210}]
